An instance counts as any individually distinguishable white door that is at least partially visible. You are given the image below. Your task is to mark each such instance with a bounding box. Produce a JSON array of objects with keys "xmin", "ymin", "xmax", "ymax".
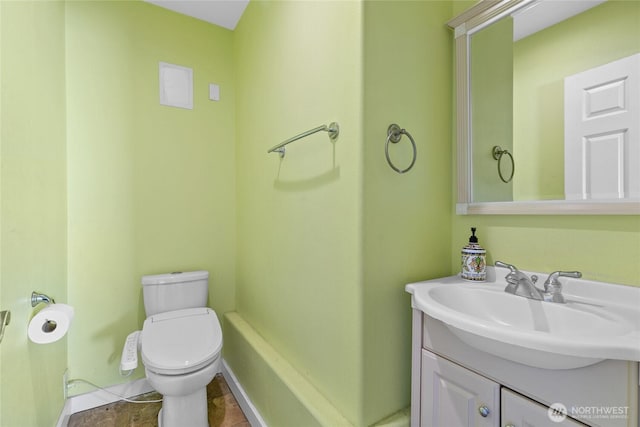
[
  {"xmin": 564, "ymin": 53, "xmax": 640, "ymax": 200},
  {"xmin": 421, "ymin": 349, "xmax": 500, "ymax": 427},
  {"xmin": 502, "ymin": 388, "xmax": 586, "ymax": 426}
]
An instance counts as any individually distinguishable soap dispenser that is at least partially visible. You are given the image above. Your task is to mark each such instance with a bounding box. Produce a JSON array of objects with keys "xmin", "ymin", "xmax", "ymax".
[{"xmin": 461, "ymin": 227, "xmax": 486, "ymax": 281}]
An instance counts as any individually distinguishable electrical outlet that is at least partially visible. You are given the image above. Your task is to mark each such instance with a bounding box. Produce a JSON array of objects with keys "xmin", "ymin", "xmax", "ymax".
[{"xmin": 63, "ymin": 369, "xmax": 69, "ymax": 400}]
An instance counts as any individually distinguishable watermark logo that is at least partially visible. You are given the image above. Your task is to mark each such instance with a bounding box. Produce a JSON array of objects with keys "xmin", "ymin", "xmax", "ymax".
[
  {"xmin": 548, "ymin": 403, "xmax": 629, "ymax": 422},
  {"xmin": 548, "ymin": 403, "xmax": 567, "ymax": 423}
]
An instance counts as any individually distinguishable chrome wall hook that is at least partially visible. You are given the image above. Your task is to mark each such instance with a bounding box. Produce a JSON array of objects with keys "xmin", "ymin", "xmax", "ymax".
[
  {"xmin": 385, "ymin": 123, "xmax": 417, "ymax": 174},
  {"xmin": 492, "ymin": 145, "xmax": 515, "ymax": 183},
  {"xmin": 31, "ymin": 291, "xmax": 55, "ymax": 307},
  {"xmin": 0, "ymin": 310, "xmax": 10, "ymax": 344}
]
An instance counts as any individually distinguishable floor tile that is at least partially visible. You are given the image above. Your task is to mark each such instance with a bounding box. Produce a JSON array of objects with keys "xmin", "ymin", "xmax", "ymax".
[{"xmin": 68, "ymin": 374, "xmax": 249, "ymax": 427}]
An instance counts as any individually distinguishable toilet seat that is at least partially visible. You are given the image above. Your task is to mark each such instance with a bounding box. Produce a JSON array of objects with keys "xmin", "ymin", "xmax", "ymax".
[{"xmin": 141, "ymin": 307, "xmax": 222, "ymax": 376}]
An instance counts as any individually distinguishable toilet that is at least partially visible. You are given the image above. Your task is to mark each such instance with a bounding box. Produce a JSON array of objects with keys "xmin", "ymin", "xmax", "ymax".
[{"xmin": 140, "ymin": 270, "xmax": 222, "ymax": 427}]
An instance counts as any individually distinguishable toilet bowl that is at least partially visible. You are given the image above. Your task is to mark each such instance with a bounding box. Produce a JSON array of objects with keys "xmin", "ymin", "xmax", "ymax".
[
  {"xmin": 141, "ymin": 307, "xmax": 222, "ymax": 427},
  {"xmin": 138, "ymin": 271, "xmax": 223, "ymax": 427}
]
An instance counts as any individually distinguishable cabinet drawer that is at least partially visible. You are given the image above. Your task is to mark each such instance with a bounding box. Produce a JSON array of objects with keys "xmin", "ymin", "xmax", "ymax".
[{"xmin": 502, "ymin": 388, "xmax": 587, "ymax": 427}]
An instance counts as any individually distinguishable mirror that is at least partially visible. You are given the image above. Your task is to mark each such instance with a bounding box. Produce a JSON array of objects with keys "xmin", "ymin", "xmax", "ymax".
[{"xmin": 448, "ymin": 0, "xmax": 640, "ymax": 214}]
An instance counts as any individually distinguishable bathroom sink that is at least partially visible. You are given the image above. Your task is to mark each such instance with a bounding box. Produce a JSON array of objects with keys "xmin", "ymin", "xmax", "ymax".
[{"xmin": 406, "ymin": 268, "xmax": 640, "ymax": 369}]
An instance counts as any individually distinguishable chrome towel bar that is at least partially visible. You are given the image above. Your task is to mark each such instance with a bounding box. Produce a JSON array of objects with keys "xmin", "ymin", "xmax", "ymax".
[{"xmin": 268, "ymin": 122, "xmax": 340, "ymax": 158}]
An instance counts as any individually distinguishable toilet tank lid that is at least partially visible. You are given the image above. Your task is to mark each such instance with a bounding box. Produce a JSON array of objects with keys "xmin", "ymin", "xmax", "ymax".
[{"xmin": 141, "ymin": 270, "xmax": 209, "ymax": 286}]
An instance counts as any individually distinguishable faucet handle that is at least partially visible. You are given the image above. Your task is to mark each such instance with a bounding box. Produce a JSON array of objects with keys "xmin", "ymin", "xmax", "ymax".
[
  {"xmin": 543, "ymin": 271, "xmax": 582, "ymax": 291},
  {"xmin": 542, "ymin": 271, "xmax": 580, "ymax": 303},
  {"xmin": 495, "ymin": 261, "xmax": 518, "ymax": 273},
  {"xmin": 544, "ymin": 271, "xmax": 581, "ymax": 285}
]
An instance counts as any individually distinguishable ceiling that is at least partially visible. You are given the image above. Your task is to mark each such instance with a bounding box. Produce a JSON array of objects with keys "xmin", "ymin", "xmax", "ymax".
[
  {"xmin": 144, "ymin": 0, "xmax": 249, "ymax": 30},
  {"xmin": 144, "ymin": 0, "xmax": 607, "ymax": 40},
  {"xmin": 512, "ymin": 0, "xmax": 606, "ymax": 41}
]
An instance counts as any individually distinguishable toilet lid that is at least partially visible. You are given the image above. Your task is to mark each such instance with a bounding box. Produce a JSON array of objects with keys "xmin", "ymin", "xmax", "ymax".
[{"xmin": 141, "ymin": 307, "xmax": 222, "ymax": 375}]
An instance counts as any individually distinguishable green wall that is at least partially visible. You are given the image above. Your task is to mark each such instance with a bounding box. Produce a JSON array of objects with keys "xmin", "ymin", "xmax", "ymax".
[
  {"xmin": 1, "ymin": 1, "xmax": 237, "ymax": 422},
  {"xmin": 1, "ymin": 1, "xmax": 639, "ymax": 426},
  {"xmin": 471, "ymin": 17, "xmax": 513, "ymax": 202},
  {"xmin": 65, "ymin": 0, "xmax": 237, "ymax": 393},
  {"xmin": 230, "ymin": 1, "xmax": 454, "ymax": 424},
  {"xmin": 451, "ymin": 215, "xmax": 640, "ymax": 286},
  {"xmin": 362, "ymin": 1, "xmax": 452, "ymax": 424},
  {"xmin": 0, "ymin": 1, "xmax": 68, "ymax": 426},
  {"xmin": 513, "ymin": 0, "xmax": 640, "ymax": 200},
  {"xmin": 231, "ymin": 1, "xmax": 364, "ymax": 424}
]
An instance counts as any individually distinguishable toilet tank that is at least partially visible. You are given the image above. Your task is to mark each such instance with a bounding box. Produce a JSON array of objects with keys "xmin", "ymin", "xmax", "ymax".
[{"xmin": 141, "ymin": 271, "xmax": 209, "ymax": 316}]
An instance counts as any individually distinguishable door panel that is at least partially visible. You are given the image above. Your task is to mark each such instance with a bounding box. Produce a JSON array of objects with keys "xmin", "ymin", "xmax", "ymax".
[{"xmin": 565, "ymin": 53, "xmax": 640, "ymax": 200}]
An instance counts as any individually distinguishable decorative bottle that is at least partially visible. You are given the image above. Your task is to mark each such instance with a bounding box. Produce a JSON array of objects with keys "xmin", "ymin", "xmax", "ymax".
[{"xmin": 461, "ymin": 227, "xmax": 486, "ymax": 281}]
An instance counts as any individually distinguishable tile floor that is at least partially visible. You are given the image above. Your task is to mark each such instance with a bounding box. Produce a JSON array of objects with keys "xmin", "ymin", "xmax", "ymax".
[{"xmin": 67, "ymin": 374, "xmax": 250, "ymax": 427}]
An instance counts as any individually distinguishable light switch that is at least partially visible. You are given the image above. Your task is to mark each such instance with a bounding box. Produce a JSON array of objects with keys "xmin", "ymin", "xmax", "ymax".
[{"xmin": 209, "ymin": 84, "xmax": 220, "ymax": 101}]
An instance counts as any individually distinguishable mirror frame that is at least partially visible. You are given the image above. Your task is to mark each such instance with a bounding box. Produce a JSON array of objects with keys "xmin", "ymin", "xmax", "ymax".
[{"xmin": 448, "ymin": 0, "xmax": 640, "ymax": 215}]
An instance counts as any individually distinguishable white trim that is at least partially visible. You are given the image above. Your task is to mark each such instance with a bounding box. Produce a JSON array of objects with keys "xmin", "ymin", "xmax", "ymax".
[
  {"xmin": 56, "ymin": 400, "xmax": 72, "ymax": 427},
  {"xmin": 460, "ymin": 199, "xmax": 640, "ymax": 215},
  {"xmin": 56, "ymin": 378, "xmax": 154, "ymax": 427},
  {"xmin": 454, "ymin": 23, "xmax": 466, "ymax": 38},
  {"xmin": 455, "ymin": 203, "xmax": 468, "ymax": 215},
  {"xmin": 222, "ymin": 359, "xmax": 268, "ymax": 427}
]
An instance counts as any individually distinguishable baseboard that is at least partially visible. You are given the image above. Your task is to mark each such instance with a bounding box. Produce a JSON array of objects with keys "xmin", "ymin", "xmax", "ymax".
[
  {"xmin": 56, "ymin": 378, "xmax": 154, "ymax": 427},
  {"xmin": 56, "ymin": 361, "xmax": 264, "ymax": 427},
  {"xmin": 56, "ymin": 400, "xmax": 72, "ymax": 427},
  {"xmin": 222, "ymin": 359, "xmax": 268, "ymax": 427}
]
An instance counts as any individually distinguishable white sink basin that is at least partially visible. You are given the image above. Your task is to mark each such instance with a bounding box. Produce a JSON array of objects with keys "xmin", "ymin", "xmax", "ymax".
[{"xmin": 406, "ymin": 268, "xmax": 640, "ymax": 369}]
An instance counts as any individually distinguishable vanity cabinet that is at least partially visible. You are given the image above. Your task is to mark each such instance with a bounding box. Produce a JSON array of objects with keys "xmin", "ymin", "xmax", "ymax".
[
  {"xmin": 411, "ymin": 309, "xmax": 638, "ymax": 427},
  {"xmin": 420, "ymin": 348, "xmax": 589, "ymax": 427}
]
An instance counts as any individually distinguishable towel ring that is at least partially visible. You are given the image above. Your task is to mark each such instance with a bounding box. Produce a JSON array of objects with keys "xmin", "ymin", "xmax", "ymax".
[
  {"xmin": 492, "ymin": 146, "xmax": 514, "ymax": 183},
  {"xmin": 385, "ymin": 124, "xmax": 417, "ymax": 174}
]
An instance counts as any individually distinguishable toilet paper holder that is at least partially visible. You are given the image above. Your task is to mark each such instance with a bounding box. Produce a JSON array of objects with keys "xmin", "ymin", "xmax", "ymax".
[{"xmin": 31, "ymin": 291, "xmax": 55, "ymax": 307}]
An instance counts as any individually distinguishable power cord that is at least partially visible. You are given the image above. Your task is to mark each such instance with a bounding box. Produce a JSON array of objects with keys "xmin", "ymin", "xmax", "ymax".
[
  {"xmin": 68, "ymin": 378, "xmax": 163, "ymax": 404},
  {"xmin": 119, "ymin": 366, "xmax": 134, "ymax": 377}
]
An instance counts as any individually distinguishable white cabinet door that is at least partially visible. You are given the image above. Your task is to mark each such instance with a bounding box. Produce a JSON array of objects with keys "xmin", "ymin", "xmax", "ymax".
[
  {"xmin": 421, "ymin": 349, "xmax": 500, "ymax": 427},
  {"xmin": 502, "ymin": 388, "xmax": 586, "ymax": 427}
]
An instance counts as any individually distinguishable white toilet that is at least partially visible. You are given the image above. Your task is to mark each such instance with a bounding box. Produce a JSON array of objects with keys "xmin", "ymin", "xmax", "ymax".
[{"xmin": 140, "ymin": 270, "xmax": 222, "ymax": 427}]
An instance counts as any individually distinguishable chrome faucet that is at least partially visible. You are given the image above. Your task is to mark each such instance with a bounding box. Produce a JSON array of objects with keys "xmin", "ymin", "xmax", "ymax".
[
  {"xmin": 495, "ymin": 261, "xmax": 543, "ymax": 300},
  {"xmin": 496, "ymin": 261, "xmax": 582, "ymax": 303}
]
